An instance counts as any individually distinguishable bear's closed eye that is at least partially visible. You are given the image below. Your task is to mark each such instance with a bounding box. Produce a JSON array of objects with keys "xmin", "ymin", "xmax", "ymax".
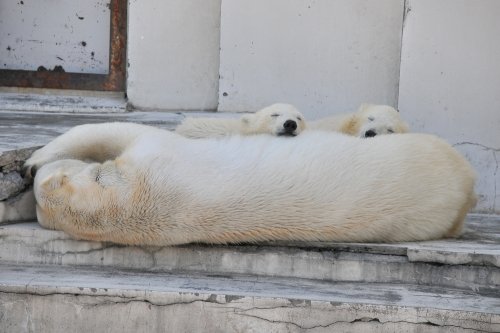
[{"xmin": 271, "ymin": 113, "xmax": 280, "ymax": 117}]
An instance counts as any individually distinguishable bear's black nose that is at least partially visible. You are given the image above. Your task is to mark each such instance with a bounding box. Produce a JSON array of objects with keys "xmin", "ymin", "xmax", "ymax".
[
  {"xmin": 283, "ymin": 120, "xmax": 297, "ymax": 132},
  {"xmin": 364, "ymin": 129, "xmax": 377, "ymax": 137}
]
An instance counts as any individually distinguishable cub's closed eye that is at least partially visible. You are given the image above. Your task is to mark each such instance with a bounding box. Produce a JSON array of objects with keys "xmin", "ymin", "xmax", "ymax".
[
  {"xmin": 297, "ymin": 117, "xmax": 302, "ymax": 121},
  {"xmin": 368, "ymin": 116, "xmax": 375, "ymax": 121},
  {"xmin": 271, "ymin": 113, "xmax": 280, "ymax": 117},
  {"xmin": 387, "ymin": 129, "xmax": 394, "ymax": 133}
]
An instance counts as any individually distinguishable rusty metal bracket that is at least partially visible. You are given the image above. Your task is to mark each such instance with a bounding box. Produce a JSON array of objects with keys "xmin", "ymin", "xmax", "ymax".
[{"xmin": 0, "ymin": 0, "xmax": 127, "ymax": 92}]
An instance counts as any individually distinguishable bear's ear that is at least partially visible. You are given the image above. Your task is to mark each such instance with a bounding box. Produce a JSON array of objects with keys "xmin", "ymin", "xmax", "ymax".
[
  {"xmin": 358, "ymin": 103, "xmax": 374, "ymax": 113},
  {"xmin": 398, "ymin": 121, "xmax": 410, "ymax": 133},
  {"xmin": 40, "ymin": 172, "xmax": 69, "ymax": 191},
  {"xmin": 340, "ymin": 115, "xmax": 361, "ymax": 136}
]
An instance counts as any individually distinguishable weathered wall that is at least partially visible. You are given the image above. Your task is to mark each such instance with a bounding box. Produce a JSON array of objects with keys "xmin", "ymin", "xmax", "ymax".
[
  {"xmin": 0, "ymin": 0, "xmax": 110, "ymax": 74},
  {"xmin": 126, "ymin": 0, "xmax": 221, "ymax": 111},
  {"xmin": 398, "ymin": 0, "xmax": 500, "ymax": 212},
  {"xmin": 218, "ymin": 0, "xmax": 404, "ymax": 119}
]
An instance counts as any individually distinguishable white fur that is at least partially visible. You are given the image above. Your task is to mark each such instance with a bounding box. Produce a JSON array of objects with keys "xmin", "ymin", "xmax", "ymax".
[
  {"xmin": 26, "ymin": 123, "xmax": 476, "ymax": 245},
  {"xmin": 175, "ymin": 103, "xmax": 306, "ymax": 138},
  {"xmin": 309, "ymin": 104, "xmax": 409, "ymax": 137}
]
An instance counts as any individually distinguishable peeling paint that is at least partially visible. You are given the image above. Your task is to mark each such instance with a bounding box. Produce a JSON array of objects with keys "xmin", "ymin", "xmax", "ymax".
[{"xmin": 403, "ymin": 0, "xmax": 412, "ymax": 28}]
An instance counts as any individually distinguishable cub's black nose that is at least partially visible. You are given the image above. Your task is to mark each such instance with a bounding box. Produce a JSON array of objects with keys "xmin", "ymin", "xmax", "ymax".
[
  {"xmin": 364, "ymin": 129, "xmax": 377, "ymax": 137},
  {"xmin": 283, "ymin": 120, "xmax": 297, "ymax": 133}
]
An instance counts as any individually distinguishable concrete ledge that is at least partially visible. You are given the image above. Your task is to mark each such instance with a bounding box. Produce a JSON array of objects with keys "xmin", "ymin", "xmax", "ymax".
[
  {"xmin": 0, "ymin": 264, "xmax": 498, "ymax": 332},
  {"xmin": 1, "ymin": 215, "xmax": 499, "ymax": 295},
  {"xmin": 0, "ymin": 91, "xmax": 127, "ymax": 113}
]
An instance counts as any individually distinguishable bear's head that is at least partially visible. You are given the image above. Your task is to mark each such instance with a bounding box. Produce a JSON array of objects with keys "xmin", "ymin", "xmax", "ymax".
[
  {"xmin": 34, "ymin": 159, "xmax": 124, "ymax": 232},
  {"xmin": 343, "ymin": 104, "xmax": 410, "ymax": 138},
  {"xmin": 240, "ymin": 103, "xmax": 306, "ymax": 137}
]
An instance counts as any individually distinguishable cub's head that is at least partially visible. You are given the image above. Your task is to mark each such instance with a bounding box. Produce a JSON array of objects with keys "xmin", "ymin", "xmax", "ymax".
[
  {"xmin": 347, "ymin": 104, "xmax": 410, "ymax": 138},
  {"xmin": 240, "ymin": 103, "xmax": 306, "ymax": 136}
]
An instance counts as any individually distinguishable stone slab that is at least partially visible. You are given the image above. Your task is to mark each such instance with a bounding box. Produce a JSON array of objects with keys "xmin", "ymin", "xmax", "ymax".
[
  {"xmin": 0, "ymin": 264, "xmax": 498, "ymax": 332},
  {"xmin": 0, "ymin": 215, "xmax": 498, "ymax": 295}
]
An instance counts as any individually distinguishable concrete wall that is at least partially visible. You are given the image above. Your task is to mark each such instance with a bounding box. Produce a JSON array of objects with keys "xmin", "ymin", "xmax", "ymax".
[
  {"xmin": 398, "ymin": 0, "xmax": 500, "ymax": 212},
  {"xmin": 0, "ymin": 0, "xmax": 110, "ymax": 74},
  {"xmin": 126, "ymin": 0, "xmax": 221, "ymax": 111},
  {"xmin": 218, "ymin": 0, "xmax": 404, "ymax": 119}
]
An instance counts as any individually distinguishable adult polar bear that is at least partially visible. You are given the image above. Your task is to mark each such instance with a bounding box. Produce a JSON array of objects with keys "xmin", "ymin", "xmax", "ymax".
[{"xmin": 25, "ymin": 122, "xmax": 476, "ymax": 246}]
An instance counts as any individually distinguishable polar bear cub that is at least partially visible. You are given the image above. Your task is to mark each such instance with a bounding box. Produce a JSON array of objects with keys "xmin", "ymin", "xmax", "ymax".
[
  {"xmin": 175, "ymin": 103, "xmax": 306, "ymax": 138},
  {"xmin": 25, "ymin": 122, "xmax": 476, "ymax": 246},
  {"xmin": 309, "ymin": 104, "xmax": 409, "ymax": 138}
]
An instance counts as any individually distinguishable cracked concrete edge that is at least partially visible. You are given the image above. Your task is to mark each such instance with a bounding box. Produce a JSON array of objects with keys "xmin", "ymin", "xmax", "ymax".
[
  {"xmin": 0, "ymin": 288, "xmax": 497, "ymax": 332},
  {"xmin": 406, "ymin": 248, "xmax": 500, "ymax": 267}
]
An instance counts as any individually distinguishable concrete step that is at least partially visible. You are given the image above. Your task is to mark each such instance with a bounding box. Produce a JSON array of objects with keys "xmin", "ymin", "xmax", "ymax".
[
  {"xmin": 1, "ymin": 215, "xmax": 499, "ymax": 296},
  {"xmin": 0, "ymin": 90, "xmax": 127, "ymax": 113},
  {"xmin": 0, "ymin": 263, "xmax": 498, "ymax": 332}
]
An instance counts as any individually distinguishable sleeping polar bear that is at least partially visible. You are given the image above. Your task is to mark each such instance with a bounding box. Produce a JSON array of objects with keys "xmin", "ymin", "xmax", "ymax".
[
  {"xmin": 177, "ymin": 103, "xmax": 407, "ymax": 139},
  {"xmin": 309, "ymin": 104, "xmax": 409, "ymax": 138},
  {"xmin": 176, "ymin": 103, "xmax": 306, "ymax": 138},
  {"xmin": 24, "ymin": 122, "xmax": 476, "ymax": 246}
]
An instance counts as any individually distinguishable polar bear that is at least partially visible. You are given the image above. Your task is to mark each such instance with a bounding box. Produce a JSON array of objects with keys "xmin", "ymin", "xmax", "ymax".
[
  {"xmin": 175, "ymin": 103, "xmax": 306, "ymax": 138},
  {"xmin": 309, "ymin": 104, "xmax": 409, "ymax": 138},
  {"xmin": 24, "ymin": 122, "xmax": 476, "ymax": 246}
]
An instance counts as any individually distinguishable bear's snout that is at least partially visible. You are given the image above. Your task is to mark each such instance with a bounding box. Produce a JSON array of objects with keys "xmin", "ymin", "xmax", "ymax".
[
  {"xmin": 364, "ymin": 129, "xmax": 377, "ymax": 138},
  {"xmin": 283, "ymin": 120, "xmax": 297, "ymax": 133}
]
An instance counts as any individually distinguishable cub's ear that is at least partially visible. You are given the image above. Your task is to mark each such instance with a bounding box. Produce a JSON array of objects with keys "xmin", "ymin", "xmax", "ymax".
[
  {"xmin": 358, "ymin": 103, "xmax": 374, "ymax": 113},
  {"xmin": 340, "ymin": 115, "xmax": 361, "ymax": 136}
]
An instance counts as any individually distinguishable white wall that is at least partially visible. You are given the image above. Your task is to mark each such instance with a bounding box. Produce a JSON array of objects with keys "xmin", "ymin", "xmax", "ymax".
[
  {"xmin": 127, "ymin": 0, "xmax": 221, "ymax": 110},
  {"xmin": 0, "ymin": 0, "xmax": 110, "ymax": 74},
  {"xmin": 218, "ymin": 0, "xmax": 404, "ymax": 119},
  {"xmin": 399, "ymin": 0, "xmax": 500, "ymax": 213}
]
